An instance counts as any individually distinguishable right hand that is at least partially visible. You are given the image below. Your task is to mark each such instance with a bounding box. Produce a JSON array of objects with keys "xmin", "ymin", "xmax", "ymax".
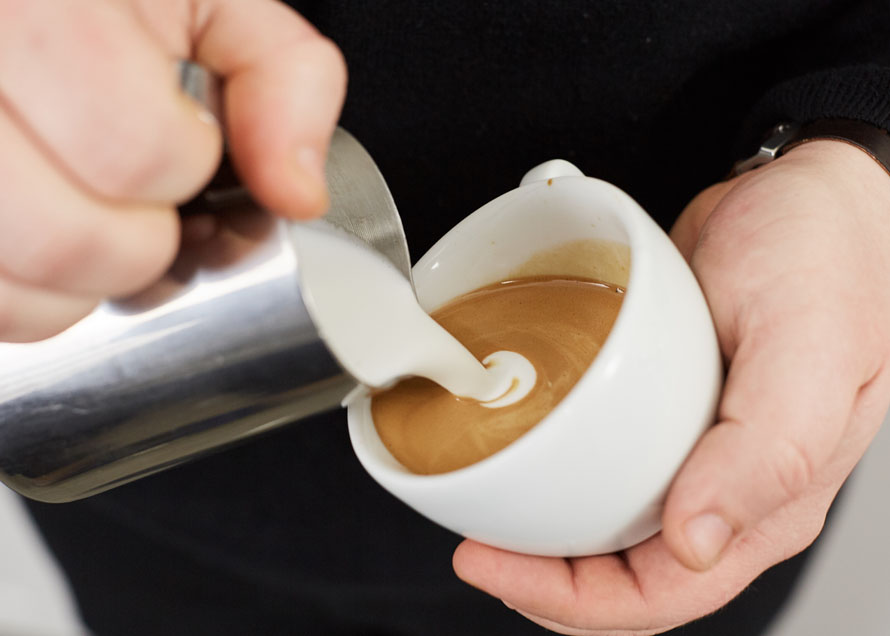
[{"xmin": 0, "ymin": 0, "xmax": 346, "ymax": 342}]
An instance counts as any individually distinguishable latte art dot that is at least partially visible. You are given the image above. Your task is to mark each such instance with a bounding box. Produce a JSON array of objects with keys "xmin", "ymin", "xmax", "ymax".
[{"xmin": 479, "ymin": 350, "xmax": 537, "ymax": 408}]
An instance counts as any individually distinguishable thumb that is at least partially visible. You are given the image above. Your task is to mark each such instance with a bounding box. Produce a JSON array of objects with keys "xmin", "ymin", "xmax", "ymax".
[
  {"xmin": 188, "ymin": 0, "xmax": 346, "ymax": 218},
  {"xmin": 661, "ymin": 311, "xmax": 858, "ymax": 571},
  {"xmin": 669, "ymin": 179, "xmax": 736, "ymax": 262}
]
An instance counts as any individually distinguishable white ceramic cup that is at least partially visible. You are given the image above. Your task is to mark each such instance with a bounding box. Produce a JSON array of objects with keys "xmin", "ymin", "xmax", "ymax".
[{"xmin": 347, "ymin": 160, "xmax": 722, "ymax": 557}]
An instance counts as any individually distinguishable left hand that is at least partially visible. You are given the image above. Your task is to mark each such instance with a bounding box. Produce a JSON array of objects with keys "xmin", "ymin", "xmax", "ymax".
[{"xmin": 452, "ymin": 139, "xmax": 890, "ymax": 635}]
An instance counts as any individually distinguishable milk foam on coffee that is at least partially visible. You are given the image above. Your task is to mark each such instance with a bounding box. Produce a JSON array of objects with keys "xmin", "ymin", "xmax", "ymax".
[
  {"xmin": 291, "ymin": 223, "xmax": 535, "ymax": 404},
  {"xmin": 372, "ymin": 276, "xmax": 624, "ymax": 474}
]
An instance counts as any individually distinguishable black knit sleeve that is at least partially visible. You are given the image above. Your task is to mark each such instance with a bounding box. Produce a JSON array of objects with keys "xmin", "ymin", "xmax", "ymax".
[{"xmin": 736, "ymin": 0, "xmax": 890, "ymax": 155}]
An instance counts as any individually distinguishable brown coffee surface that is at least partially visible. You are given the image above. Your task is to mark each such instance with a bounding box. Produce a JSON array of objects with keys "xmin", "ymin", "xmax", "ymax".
[{"xmin": 371, "ymin": 275, "xmax": 623, "ymax": 474}]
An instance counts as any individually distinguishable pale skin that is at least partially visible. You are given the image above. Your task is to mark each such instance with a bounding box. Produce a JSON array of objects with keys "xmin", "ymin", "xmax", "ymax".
[
  {"xmin": 0, "ymin": 0, "xmax": 345, "ymax": 341},
  {"xmin": 453, "ymin": 140, "xmax": 890, "ymax": 634},
  {"xmin": 3, "ymin": 2, "xmax": 890, "ymax": 634}
]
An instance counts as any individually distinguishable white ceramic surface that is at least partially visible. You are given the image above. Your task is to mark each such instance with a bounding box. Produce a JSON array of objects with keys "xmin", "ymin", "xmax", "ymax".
[{"xmin": 348, "ymin": 161, "xmax": 722, "ymax": 557}]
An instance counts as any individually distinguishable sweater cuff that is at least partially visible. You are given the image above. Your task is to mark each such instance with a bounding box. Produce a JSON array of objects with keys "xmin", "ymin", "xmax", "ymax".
[{"xmin": 738, "ymin": 64, "xmax": 890, "ymax": 155}]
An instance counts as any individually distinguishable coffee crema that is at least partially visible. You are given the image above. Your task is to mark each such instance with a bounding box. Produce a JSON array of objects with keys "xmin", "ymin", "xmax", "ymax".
[{"xmin": 371, "ymin": 275, "xmax": 624, "ymax": 474}]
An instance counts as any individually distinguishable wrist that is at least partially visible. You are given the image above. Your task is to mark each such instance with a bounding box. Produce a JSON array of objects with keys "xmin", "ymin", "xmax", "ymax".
[
  {"xmin": 734, "ymin": 119, "xmax": 890, "ymax": 180},
  {"xmin": 781, "ymin": 138, "xmax": 890, "ymax": 201}
]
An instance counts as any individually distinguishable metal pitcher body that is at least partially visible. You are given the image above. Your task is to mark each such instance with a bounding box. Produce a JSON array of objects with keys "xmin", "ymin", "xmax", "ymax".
[{"xmin": 0, "ymin": 128, "xmax": 411, "ymax": 502}]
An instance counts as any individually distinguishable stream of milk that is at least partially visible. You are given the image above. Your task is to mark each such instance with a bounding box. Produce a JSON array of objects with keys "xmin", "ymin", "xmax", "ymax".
[{"xmin": 291, "ymin": 223, "xmax": 535, "ymax": 406}]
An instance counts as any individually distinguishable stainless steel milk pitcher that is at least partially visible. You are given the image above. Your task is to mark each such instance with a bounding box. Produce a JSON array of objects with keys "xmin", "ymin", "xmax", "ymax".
[{"xmin": 0, "ymin": 123, "xmax": 412, "ymax": 503}]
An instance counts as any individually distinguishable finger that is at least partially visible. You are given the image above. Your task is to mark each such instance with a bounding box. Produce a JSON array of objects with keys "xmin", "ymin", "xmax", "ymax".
[
  {"xmin": 510, "ymin": 605, "xmax": 662, "ymax": 636},
  {"xmin": 0, "ymin": 106, "xmax": 180, "ymax": 296},
  {"xmin": 668, "ymin": 179, "xmax": 736, "ymax": 262},
  {"xmin": 0, "ymin": 277, "xmax": 97, "ymax": 342},
  {"xmin": 187, "ymin": 0, "xmax": 347, "ymax": 218},
  {"xmin": 510, "ymin": 608, "xmax": 598, "ymax": 636},
  {"xmin": 453, "ymin": 536, "xmax": 752, "ymax": 633},
  {"xmin": 453, "ymin": 541, "xmax": 647, "ymax": 630},
  {"xmin": 661, "ymin": 311, "xmax": 864, "ymax": 571},
  {"xmin": 0, "ymin": 0, "xmax": 222, "ymax": 203},
  {"xmin": 511, "ymin": 608, "xmax": 663, "ymax": 636}
]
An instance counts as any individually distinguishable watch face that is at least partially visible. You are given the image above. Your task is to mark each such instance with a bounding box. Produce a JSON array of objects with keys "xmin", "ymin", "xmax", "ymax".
[{"xmin": 731, "ymin": 122, "xmax": 799, "ymax": 176}]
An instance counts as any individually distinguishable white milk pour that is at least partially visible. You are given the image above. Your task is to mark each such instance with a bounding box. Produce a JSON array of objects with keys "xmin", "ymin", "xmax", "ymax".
[{"xmin": 291, "ymin": 223, "xmax": 535, "ymax": 406}]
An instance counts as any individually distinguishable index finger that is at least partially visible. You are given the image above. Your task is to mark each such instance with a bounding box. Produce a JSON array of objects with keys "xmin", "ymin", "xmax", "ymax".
[{"xmin": 179, "ymin": 0, "xmax": 347, "ymax": 218}]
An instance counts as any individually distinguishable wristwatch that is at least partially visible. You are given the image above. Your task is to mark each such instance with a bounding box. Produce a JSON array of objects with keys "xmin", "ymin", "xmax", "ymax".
[{"xmin": 731, "ymin": 119, "xmax": 890, "ymax": 177}]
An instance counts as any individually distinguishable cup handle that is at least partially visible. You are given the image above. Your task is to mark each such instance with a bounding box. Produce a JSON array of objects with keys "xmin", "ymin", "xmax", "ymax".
[{"xmin": 519, "ymin": 159, "xmax": 585, "ymax": 187}]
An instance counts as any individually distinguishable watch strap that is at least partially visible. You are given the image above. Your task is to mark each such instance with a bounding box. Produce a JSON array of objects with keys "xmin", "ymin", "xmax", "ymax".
[{"xmin": 732, "ymin": 119, "xmax": 890, "ymax": 177}]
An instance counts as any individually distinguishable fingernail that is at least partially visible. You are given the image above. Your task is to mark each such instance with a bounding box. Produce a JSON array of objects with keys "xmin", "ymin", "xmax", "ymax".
[
  {"xmin": 293, "ymin": 147, "xmax": 329, "ymax": 214},
  {"xmin": 683, "ymin": 513, "xmax": 733, "ymax": 569}
]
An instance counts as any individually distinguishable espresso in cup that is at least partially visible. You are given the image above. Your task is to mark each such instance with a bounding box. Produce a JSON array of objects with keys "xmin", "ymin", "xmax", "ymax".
[{"xmin": 372, "ymin": 274, "xmax": 624, "ymax": 474}]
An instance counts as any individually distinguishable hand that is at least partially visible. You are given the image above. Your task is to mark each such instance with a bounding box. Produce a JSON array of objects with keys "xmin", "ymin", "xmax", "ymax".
[
  {"xmin": 452, "ymin": 140, "xmax": 890, "ymax": 634},
  {"xmin": 0, "ymin": 0, "xmax": 346, "ymax": 342}
]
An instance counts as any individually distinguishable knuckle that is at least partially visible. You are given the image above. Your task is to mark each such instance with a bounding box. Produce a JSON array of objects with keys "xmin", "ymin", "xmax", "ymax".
[
  {"xmin": 82, "ymin": 119, "xmax": 172, "ymax": 201},
  {"xmin": 770, "ymin": 436, "xmax": 817, "ymax": 500},
  {"xmin": 48, "ymin": 6, "xmax": 187, "ymax": 202},
  {"xmin": 112, "ymin": 210, "xmax": 179, "ymax": 295},
  {"xmin": 296, "ymin": 35, "xmax": 348, "ymax": 91},
  {"xmin": 12, "ymin": 225, "xmax": 97, "ymax": 289},
  {"xmin": 0, "ymin": 278, "xmax": 73, "ymax": 343},
  {"xmin": 18, "ymin": 320, "xmax": 65, "ymax": 343},
  {"xmin": 26, "ymin": 304, "xmax": 97, "ymax": 343},
  {"xmin": 319, "ymin": 36, "xmax": 348, "ymax": 80}
]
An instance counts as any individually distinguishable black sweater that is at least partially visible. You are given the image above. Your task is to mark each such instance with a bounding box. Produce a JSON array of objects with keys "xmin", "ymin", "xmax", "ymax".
[
  {"xmin": 296, "ymin": 0, "xmax": 890, "ymax": 252},
  {"xmin": 27, "ymin": 2, "xmax": 890, "ymax": 635}
]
